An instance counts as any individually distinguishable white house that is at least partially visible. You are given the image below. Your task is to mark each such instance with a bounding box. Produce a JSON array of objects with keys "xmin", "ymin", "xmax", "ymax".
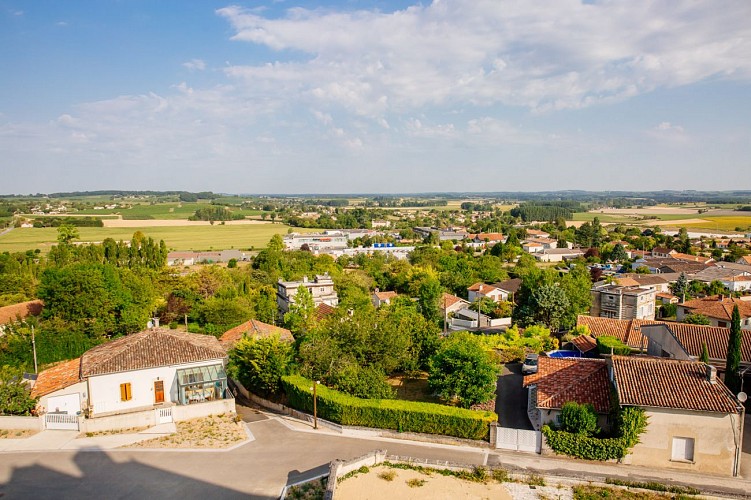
[
  {"xmin": 467, "ymin": 282, "xmax": 509, "ymax": 303},
  {"xmin": 33, "ymin": 328, "xmax": 229, "ymax": 419},
  {"xmin": 277, "ymin": 274, "xmax": 339, "ymax": 316}
]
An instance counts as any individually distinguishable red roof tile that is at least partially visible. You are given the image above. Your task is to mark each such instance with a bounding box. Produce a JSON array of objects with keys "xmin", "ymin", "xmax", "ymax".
[
  {"xmin": 315, "ymin": 303, "xmax": 337, "ymax": 321},
  {"xmin": 642, "ymin": 323, "xmax": 751, "ymax": 364},
  {"xmin": 570, "ymin": 334, "xmax": 598, "ymax": 353},
  {"xmin": 81, "ymin": 328, "xmax": 226, "ymax": 377},
  {"xmin": 576, "ymin": 315, "xmax": 662, "ymax": 349},
  {"xmin": 440, "ymin": 293, "xmax": 467, "ymax": 309},
  {"xmin": 373, "ymin": 290, "xmax": 398, "ymax": 301},
  {"xmin": 524, "ymin": 357, "xmax": 611, "ymax": 413},
  {"xmin": 612, "ymin": 356, "xmax": 740, "ymax": 414},
  {"xmin": 679, "ymin": 296, "xmax": 751, "ymax": 321},
  {"xmin": 220, "ymin": 319, "xmax": 294, "ymax": 348},
  {"xmin": 0, "ymin": 300, "xmax": 43, "ymax": 325},
  {"xmin": 31, "ymin": 358, "xmax": 81, "ymax": 398}
]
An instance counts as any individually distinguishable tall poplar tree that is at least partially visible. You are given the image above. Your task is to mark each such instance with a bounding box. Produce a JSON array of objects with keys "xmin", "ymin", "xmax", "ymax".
[{"xmin": 724, "ymin": 305, "xmax": 742, "ymax": 395}]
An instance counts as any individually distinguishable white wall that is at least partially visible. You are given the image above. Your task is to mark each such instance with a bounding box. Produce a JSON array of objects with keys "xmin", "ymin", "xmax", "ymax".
[
  {"xmin": 172, "ymin": 398, "xmax": 235, "ymax": 421},
  {"xmin": 37, "ymin": 381, "xmax": 87, "ymax": 416},
  {"xmin": 0, "ymin": 415, "xmax": 43, "ymax": 431},
  {"xmin": 87, "ymin": 358, "xmax": 225, "ymax": 417}
]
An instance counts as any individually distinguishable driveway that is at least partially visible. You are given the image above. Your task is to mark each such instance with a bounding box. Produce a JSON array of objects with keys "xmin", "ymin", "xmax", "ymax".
[{"xmin": 495, "ymin": 362, "xmax": 533, "ymax": 430}]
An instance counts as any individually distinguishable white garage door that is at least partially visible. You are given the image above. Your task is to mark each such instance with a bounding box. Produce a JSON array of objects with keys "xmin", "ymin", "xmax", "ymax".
[{"xmin": 47, "ymin": 393, "xmax": 81, "ymax": 415}]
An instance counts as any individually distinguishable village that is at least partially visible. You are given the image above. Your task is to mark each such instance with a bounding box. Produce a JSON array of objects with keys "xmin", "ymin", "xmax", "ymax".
[{"xmin": 1, "ymin": 195, "xmax": 751, "ymax": 499}]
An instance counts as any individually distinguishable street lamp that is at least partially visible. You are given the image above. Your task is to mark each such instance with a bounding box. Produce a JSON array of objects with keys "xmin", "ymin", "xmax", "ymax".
[{"xmin": 310, "ymin": 380, "xmax": 320, "ymax": 429}]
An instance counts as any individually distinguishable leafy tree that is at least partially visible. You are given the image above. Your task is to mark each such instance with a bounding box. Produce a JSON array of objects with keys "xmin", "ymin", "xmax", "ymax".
[
  {"xmin": 56, "ymin": 224, "xmax": 79, "ymax": 245},
  {"xmin": 559, "ymin": 264, "xmax": 592, "ymax": 329},
  {"xmin": 228, "ymin": 335, "xmax": 293, "ymax": 396},
  {"xmin": 0, "ymin": 366, "xmax": 37, "ymax": 416},
  {"xmin": 428, "ymin": 332, "xmax": 499, "ymax": 408},
  {"xmin": 724, "ymin": 305, "xmax": 742, "ymax": 395},
  {"xmin": 284, "ymin": 285, "xmax": 316, "ymax": 335},
  {"xmin": 683, "ymin": 313, "xmax": 711, "ymax": 325},
  {"xmin": 559, "ymin": 402, "xmax": 599, "ymax": 436},
  {"xmin": 610, "ymin": 243, "xmax": 628, "ymax": 262}
]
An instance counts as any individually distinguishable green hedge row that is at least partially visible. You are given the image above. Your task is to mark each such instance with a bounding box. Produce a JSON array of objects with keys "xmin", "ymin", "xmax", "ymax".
[
  {"xmin": 596, "ymin": 336, "xmax": 631, "ymax": 356},
  {"xmin": 542, "ymin": 407, "xmax": 647, "ymax": 461},
  {"xmin": 281, "ymin": 375, "xmax": 497, "ymax": 440}
]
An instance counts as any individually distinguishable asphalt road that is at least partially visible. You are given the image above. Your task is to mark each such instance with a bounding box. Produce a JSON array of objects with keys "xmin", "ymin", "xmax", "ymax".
[
  {"xmin": 496, "ymin": 362, "xmax": 533, "ymax": 430},
  {"xmin": 0, "ymin": 416, "xmax": 486, "ymax": 499}
]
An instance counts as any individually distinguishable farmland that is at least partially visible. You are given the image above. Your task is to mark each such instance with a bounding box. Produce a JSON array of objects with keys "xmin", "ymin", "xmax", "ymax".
[{"xmin": 0, "ymin": 223, "xmax": 317, "ymax": 253}]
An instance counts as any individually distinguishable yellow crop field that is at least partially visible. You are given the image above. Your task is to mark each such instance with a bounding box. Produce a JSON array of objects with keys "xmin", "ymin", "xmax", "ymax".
[
  {"xmin": 673, "ymin": 216, "xmax": 751, "ymax": 232},
  {"xmin": 0, "ymin": 224, "xmax": 319, "ymax": 253}
]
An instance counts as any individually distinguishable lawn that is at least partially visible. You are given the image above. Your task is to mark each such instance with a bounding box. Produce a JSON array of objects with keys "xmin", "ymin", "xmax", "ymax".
[
  {"xmin": 387, "ymin": 372, "xmax": 441, "ymax": 404},
  {"xmin": 0, "ymin": 223, "xmax": 316, "ymax": 253}
]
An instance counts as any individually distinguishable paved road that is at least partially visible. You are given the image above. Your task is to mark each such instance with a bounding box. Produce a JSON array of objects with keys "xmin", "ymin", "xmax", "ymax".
[
  {"xmin": 1, "ymin": 404, "xmax": 749, "ymax": 499},
  {"xmin": 496, "ymin": 362, "xmax": 533, "ymax": 430}
]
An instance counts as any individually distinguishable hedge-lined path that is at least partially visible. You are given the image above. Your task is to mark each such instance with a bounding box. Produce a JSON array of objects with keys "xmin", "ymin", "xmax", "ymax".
[{"xmin": 1, "ymin": 409, "xmax": 750, "ymax": 499}]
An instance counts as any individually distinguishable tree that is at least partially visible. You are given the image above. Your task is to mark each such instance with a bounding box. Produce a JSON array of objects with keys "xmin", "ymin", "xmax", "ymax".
[
  {"xmin": 724, "ymin": 305, "xmax": 742, "ymax": 395},
  {"xmin": 683, "ymin": 313, "xmax": 711, "ymax": 325},
  {"xmin": 700, "ymin": 342, "xmax": 710, "ymax": 364},
  {"xmin": 610, "ymin": 243, "xmax": 628, "ymax": 263},
  {"xmin": 559, "ymin": 402, "xmax": 599, "ymax": 436},
  {"xmin": 284, "ymin": 285, "xmax": 316, "ymax": 335},
  {"xmin": 228, "ymin": 335, "xmax": 293, "ymax": 396},
  {"xmin": 56, "ymin": 224, "xmax": 79, "ymax": 245},
  {"xmin": 0, "ymin": 366, "xmax": 37, "ymax": 416},
  {"xmin": 428, "ymin": 332, "xmax": 499, "ymax": 408},
  {"xmin": 671, "ymin": 273, "xmax": 688, "ymax": 302}
]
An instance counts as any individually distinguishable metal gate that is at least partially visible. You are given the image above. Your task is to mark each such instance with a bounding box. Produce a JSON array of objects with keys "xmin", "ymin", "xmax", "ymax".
[
  {"xmin": 496, "ymin": 426, "xmax": 541, "ymax": 453},
  {"xmin": 156, "ymin": 407, "xmax": 173, "ymax": 424},
  {"xmin": 45, "ymin": 413, "xmax": 79, "ymax": 431}
]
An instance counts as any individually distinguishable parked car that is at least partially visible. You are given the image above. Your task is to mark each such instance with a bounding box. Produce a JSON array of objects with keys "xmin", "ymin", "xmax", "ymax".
[{"xmin": 521, "ymin": 353, "xmax": 539, "ymax": 375}]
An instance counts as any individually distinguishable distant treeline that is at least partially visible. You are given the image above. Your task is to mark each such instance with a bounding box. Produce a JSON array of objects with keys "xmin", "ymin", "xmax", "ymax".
[
  {"xmin": 737, "ymin": 206, "xmax": 751, "ymax": 212},
  {"xmin": 371, "ymin": 197, "xmax": 448, "ymax": 207},
  {"xmin": 511, "ymin": 202, "xmax": 583, "ymax": 222},
  {"xmin": 32, "ymin": 217, "xmax": 104, "ymax": 228},
  {"xmin": 189, "ymin": 206, "xmax": 244, "ymax": 222}
]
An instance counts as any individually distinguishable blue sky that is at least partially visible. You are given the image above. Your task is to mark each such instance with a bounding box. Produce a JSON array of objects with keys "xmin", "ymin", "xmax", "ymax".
[{"xmin": 1, "ymin": 0, "xmax": 750, "ymax": 194}]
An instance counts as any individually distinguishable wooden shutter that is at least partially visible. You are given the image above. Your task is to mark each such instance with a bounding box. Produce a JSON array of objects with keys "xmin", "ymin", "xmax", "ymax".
[{"xmin": 120, "ymin": 383, "xmax": 132, "ymax": 401}]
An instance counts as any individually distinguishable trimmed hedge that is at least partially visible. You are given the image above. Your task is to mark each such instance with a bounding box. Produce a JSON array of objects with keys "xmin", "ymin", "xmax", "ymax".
[
  {"xmin": 596, "ymin": 336, "xmax": 631, "ymax": 356},
  {"xmin": 281, "ymin": 375, "xmax": 497, "ymax": 440},
  {"xmin": 542, "ymin": 407, "xmax": 647, "ymax": 461}
]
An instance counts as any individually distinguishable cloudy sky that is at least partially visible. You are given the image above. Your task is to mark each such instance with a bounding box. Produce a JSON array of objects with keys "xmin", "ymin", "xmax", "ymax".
[{"xmin": 1, "ymin": 0, "xmax": 750, "ymax": 194}]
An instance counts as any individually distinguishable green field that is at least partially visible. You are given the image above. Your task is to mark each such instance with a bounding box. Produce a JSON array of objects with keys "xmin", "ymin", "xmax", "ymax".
[{"xmin": 0, "ymin": 224, "xmax": 318, "ymax": 253}]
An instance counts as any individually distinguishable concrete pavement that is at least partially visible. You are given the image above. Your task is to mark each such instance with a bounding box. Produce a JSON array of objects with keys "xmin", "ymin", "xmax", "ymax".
[{"xmin": 0, "ymin": 423, "xmax": 177, "ymax": 452}]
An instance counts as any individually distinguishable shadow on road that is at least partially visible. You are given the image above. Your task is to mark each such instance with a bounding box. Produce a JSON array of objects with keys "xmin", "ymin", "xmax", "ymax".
[
  {"xmin": 496, "ymin": 362, "xmax": 533, "ymax": 430},
  {"xmin": 0, "ymin": 449, "xmax": 270, "ymax": 500}
]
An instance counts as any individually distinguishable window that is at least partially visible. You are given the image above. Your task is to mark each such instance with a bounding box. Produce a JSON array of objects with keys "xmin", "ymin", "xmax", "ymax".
[
  {"xmin": 120, "ymin": 382, "xmax": 132, "ymax": 402},
  {"xmin": 671, "ymin": 437, "xmax": 695, "ymax": 462}
]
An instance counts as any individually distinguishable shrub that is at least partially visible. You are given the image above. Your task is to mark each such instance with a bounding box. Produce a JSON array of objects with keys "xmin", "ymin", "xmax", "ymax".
[
  {"xmin": 596, "ymin": 336, "xmax": 631, "ymax": 356},
  {"xmin": 282, "ymin": 375, "xmax": 497, "ymax": 440},
  {"xmin": 378, "ymin": 470, "xmax": 396, "ymax": 481},
  {"xmin": 542, "ymin": 406, "xmax": 647, "ymax": 461},
  {"xmin": 559, "ymin": 402, "xmax": 599, "ymax": 436}
]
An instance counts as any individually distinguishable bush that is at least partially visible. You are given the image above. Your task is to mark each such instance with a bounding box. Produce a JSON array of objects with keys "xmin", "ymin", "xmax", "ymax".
[
  {"xmin": 559, "ymin": 402, "xmax": 599, "ymax": 436},
  {"xmin": 228, "ymin": 335, "xmax": 293, "ymax": 396},
  {"xmin": 282, "ymin": 375, "xmax": 497, "ymax": 440},
  {"xmin": 542, "ymin": 406, "xmax": 647, "ymax": 461},
  {"xmin": 596, "ymin": 336, "xmax": 631, "ymax": 356}
]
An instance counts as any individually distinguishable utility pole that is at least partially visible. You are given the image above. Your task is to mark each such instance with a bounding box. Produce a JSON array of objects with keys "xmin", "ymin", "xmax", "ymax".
[{"xmin": 31, "ymin": 325, "xmax": 38, "ymax": 374}]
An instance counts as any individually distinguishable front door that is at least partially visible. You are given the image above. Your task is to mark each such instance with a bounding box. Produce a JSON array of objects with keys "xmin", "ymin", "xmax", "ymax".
[{"xmin": 154, "ymin": 380, "xmax": 165, "ymax": 404}]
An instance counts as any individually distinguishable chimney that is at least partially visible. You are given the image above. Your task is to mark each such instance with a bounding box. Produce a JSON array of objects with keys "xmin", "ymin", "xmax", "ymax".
[{"xmin": 706, "ymin": 364, "xmax": 717, "ymax": 384}]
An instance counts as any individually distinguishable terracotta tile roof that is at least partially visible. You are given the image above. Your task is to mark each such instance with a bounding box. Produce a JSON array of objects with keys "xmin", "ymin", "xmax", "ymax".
[
  {"xmin": 469, "ymin": 232, "xmax": 504, "ymax": 242},
  {"xmin": 468, "ymin": 282, "xmax": 486, "ymax": 292},
  {"xmin": 659, "ymin": 261, "xmax": 710, "ymax": 274},
  {"xmin": 373, "ymin": 290, "xmax": 399, "ymax": 301},
  {"xmin": 440, "ymin": 293, "xmax": 467, "ymax": 309},
  {"xmin": 570, "ymin": 334, "xmax": 598, "ymax": 353},
  {"xmin": 739, "ymin": 256, "xmax": 751, "ymax": 265},
  {"xmin": 612, "ymin": 356, "xmax": 740, "ymax": 414},
  {"xmin": 671, "ymin": 252, "xmax": 713, "ymax": 264},
  {"xmin": 614, "ymin": 277, "xmax": 641, "ymax": 287},
  {"xmin": 31, "ymin": 358, "xmax": 81, "ymax": 398},
  {"xmin": 219, "ymin": 319, "xmax": 294, "ymax": 348},
  {"xmin": 576, "ymin": 315, "xmax": 662, "ymax": 349},
  {"xmin": 627, "ymin": 275, "xmax": 669, "ymax": 286},
  {"xmin": 315, "ymin": 303, "xmax": 337, "ymax": 321},
  {"xmin": 524, "ymin": 357, "xmax": 611, "ymax": 413},
  {"xmin": 656, "ymin": 292, "xmax": 677, "ymax": 299},
  {"xmin": 679, "ymin": 296, "xmax": 751, "ymax": 321},
  {"xmin": 642, "ymin": 323, "xmax": 751, "ymax": 364},
  {"xmin": 80, "ymin": 328, "xmax": 226, "ymax": 377},
  {"xmin": 652, "ymin": 247, "xmax": 675, "ymax": 255},
  {"xmin": 0, "ymin": 300, "xmax": 43, "ymax": 325}
]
